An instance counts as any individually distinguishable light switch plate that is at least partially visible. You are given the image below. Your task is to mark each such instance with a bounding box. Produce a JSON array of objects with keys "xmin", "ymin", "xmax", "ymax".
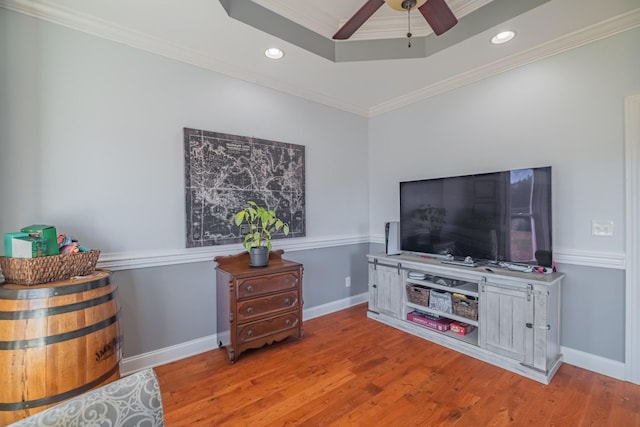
[{"xmin": 592, "ymin": 220, "xmax": 614, "ymax": 236}]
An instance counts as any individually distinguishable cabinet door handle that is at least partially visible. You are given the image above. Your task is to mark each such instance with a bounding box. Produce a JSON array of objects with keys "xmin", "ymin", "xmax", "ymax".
[
  {"xmin": 246, "ymin": 306, "xmax": 254, "ymax": 314},
  {"xmin": 526, "ymin": 322, "xmax": 550, "ymax": 330},
  {"xmin": 246, "ymin": 284, "xmax": 254, "ymax": 293}
]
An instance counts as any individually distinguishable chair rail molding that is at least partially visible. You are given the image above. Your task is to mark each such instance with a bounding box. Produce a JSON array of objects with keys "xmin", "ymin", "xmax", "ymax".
[
  {"xmin": 369, "ymin": 234, "xmax": 625, "ymax": 270},
  {"xmin": 97, "ymin": 234, "xmax": 370, "ymax": 271}
]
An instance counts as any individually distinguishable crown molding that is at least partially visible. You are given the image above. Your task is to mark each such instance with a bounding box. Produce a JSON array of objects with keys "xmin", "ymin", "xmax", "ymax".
[
  {"xmin": 0, "ymin": 0, "xmax": 371, "ymax": 117},
  {"xmin": 1, "ymin": 0, "xmax": 638, "ymax": 118},
  {"xmin": 369, "ymin": 7, "xmax": 640, "ymax": 116}
]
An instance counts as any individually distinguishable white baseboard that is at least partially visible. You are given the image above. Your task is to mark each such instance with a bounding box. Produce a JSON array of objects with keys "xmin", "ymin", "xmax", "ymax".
[
  {"xmin": 121, "ymin": 334, "xmax": 219, "ymax": 376},
  {"xmin": 120, "ymin": 293, "xmax": 368, "ymax": 375},
  {"xmin": 303, "ymin": 292, "xmax": 368, "ymax": 321},
  {"xmin": 561, "ymin": 346, "xmax": 626, "ymax": 381}
]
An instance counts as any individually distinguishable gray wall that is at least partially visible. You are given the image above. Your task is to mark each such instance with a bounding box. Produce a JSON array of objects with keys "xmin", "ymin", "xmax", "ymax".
[
  {"xmin": 368, "ymin": 27, "xmax": 640, "ymax": 362},
  {"xmin": 0, "ymin": 9, "xmax": 370, "ymax": 359},
  {"xmin": 0, "ymin": 9, "xmax": 370, "ymax": 250},
  {"xmin": 557, "ymin": 264, "xmax": 625, "ymax": 361}
]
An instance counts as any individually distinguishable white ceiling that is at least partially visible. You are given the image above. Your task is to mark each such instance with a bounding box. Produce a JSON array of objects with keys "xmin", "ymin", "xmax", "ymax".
[{"xmin": 3, "ymin": 0, "xmax": 639, "ymax": 117}]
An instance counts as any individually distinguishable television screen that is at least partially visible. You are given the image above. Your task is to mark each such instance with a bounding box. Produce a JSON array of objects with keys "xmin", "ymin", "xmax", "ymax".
[{"xmin": 399, "ymin": 167, "xmax": 552, "ymax": 267}]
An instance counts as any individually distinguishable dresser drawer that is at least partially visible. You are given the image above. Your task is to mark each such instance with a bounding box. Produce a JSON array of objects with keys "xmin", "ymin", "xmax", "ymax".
[
  {"xmin": 237, "ymin": 312, "xmax": 300, "ymax": 344},
  {"xmin": 236, "ymin": 290, "xmax": 299, "ymax": 322},
  {"xmin": 236, "ymin": 271, "xmax": 299, "ymax": 299}
]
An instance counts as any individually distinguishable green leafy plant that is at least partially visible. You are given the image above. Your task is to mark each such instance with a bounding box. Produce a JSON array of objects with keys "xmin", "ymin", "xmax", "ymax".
[{"xmin": 234, "ymin": 201, "xmax": 290, "ymax": 251}]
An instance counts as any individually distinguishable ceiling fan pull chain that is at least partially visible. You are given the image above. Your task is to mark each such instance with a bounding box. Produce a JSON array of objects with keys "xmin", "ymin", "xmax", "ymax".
[
  {"xmin": 407, "ymin": 7, "xmax": 412, "ymax": 47},
  {"xmin": 401, "ymin": 0, "xmax": 417, "ymax": 48}
]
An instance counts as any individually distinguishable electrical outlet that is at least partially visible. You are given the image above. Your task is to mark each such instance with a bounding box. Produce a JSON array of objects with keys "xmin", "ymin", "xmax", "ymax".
[
  {"xmin": 592, "ymin": 220, "xmax": 614, "ymax": 236},
  {"xmin": 345, "ymin": 276, "xmax": 351, "ymax": 287}
]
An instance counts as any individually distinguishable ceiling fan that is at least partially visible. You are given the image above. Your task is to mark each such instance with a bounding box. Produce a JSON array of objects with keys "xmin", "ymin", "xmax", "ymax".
[{"xmin": 333, "ymin": 0, "xmax": 458, "ymax": 41}]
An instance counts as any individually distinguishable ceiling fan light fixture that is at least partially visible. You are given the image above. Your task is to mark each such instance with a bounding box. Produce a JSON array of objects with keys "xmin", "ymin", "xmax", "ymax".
[
  {"xmin": 491, "ymin": 30, "xmax": 516, "ymax": 45},
  {"xmin": 334, "ymin": 0, "xmax": 457, "ymax": 41},
  {"xmin": 385, "ymin": 0, "xmax": 427, "ymax": 11},
  {"xmin": 264, "ymin": 47, "xmax": 284, "ymax": 60}
]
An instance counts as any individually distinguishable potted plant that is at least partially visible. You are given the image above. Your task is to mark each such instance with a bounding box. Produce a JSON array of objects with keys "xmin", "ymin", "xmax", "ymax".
[{"xmin": 234, "ymin": 201, "xmax": 290, "ymax": 267}]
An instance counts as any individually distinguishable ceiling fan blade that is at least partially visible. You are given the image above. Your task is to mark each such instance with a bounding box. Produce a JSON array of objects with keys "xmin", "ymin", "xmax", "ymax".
[
  {"xmin": 418, "ymin": 0, "xmax": 458, "ymax": 36},
  {"xmin": 333, "ymin": 0, "xmax": 385, "ymax": 40}
]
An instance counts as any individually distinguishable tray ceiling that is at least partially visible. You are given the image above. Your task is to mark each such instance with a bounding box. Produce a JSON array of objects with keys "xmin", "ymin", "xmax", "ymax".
[{"xmin": 2, "ymin": 0, "xmax": 639, "ymax": 117}]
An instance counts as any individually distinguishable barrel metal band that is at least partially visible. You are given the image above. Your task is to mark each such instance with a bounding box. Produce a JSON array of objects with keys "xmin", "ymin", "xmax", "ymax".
[
  {"xmin": 0, "ymin": 290, "xmax": 118, "ymax": 320},
  {"xmin": 0, "ymin": 275, "xmax": 111, "ymax": 300},
  {"xmin": 0, "ymin": 362, "xmax": 120, "ymax": 412},
  {"xmin": 0, "ymin": 310, "xmax": 121, "ymax": 350}
]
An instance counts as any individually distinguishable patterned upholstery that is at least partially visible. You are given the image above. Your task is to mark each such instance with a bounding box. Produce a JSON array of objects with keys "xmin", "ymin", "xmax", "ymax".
[{"xmin": 8, "ymin": 369, "xmax": 164, "ymax": 427}]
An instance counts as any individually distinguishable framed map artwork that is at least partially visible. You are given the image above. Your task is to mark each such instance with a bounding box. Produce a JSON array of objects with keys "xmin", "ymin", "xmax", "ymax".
[{"xmin": 184, "ymin": 128, "xmax": 306, "ymax": 248}]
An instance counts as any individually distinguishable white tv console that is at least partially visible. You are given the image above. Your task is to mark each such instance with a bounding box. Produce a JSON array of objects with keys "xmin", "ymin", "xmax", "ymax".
[{"xmin": 367, "ymin": 253, "xmax": 564, "ymax": 384}]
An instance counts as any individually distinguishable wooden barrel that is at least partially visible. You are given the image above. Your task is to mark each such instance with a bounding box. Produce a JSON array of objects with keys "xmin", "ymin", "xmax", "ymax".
[{"xmin": 0, "ymin": 270, "xmax": 121, "ymax": 426}]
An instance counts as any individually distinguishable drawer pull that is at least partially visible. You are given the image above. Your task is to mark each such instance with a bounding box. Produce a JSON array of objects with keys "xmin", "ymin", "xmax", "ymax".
[
  {"xmin": 246, "ymin": 306, "xmax": 254, "ymax": 314},
  {"xmin": 246, "ymin": 284, "xmax": 254, "ymax": 293},
  {"xmin": 285, "ymin": 319, "xmax": 291, "ymax": 326},
  {"xmin": 284, "ymin": 297, "xmax": 292, "ymax": 305},
  {"xmin": 247, "ymin": 329, "xmax": 254, "ymax": 337}
]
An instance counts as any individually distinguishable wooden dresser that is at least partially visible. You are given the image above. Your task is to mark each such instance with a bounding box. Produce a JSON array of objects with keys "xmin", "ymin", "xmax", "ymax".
[{"xmin": 215, "ymin": 250, "xmax": 303, "ymax": 362}]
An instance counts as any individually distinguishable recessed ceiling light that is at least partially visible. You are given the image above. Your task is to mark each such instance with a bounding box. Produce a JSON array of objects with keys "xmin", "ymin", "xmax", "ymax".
[
  {"xmin": 491, "ymin": 31, "xmax": 516, "ymax": 45},
  {"xmin": 265, "ymin": 48, "xmax": 284, "ymax": 60}
]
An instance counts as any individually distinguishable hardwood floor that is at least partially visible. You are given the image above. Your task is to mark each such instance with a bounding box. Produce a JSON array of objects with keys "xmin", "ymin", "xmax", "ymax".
[{"xmin": 155, "ymin": 303, "xmax": 640, "ymax": 426}]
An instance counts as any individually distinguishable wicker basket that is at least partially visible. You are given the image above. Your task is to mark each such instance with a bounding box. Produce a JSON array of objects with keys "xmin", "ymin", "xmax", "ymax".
[
  {"xmin": 0, "ymin": 250, "xmax": 101, "ymax": 285},
  {"xmin": 406, "ymin": 284, "xmax": 430, "ymax": 306},
  {"xmin": 453, "ymin": 296, "xmax": 478, "ymax": 321}
]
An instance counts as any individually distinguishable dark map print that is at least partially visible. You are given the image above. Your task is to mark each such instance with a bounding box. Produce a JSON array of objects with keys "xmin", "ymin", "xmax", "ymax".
[{"xmin": 184, "ymin": 128, "xmax": 305, "ymax": 248}]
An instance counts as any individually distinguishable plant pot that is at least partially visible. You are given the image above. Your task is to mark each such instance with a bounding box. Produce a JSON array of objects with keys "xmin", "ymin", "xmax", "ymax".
[{"xmin": 249, "ymin": 247, "xmax": 269, "ymax": 267}]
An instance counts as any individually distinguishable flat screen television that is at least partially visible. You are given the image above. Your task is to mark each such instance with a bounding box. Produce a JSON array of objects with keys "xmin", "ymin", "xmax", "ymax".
[{"xmin": 399, "ymin": 167, "xmax": 552, "ymax": 267}]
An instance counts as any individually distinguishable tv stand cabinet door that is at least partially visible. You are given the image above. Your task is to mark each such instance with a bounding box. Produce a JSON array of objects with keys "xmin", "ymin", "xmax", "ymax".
[
  {"xmin": 368, "ymin": 263, "xmax": 403, "ymax": 319},
  {"xmin": 480, "ymin": 283, "xmax": 533, "ymax": 363}
]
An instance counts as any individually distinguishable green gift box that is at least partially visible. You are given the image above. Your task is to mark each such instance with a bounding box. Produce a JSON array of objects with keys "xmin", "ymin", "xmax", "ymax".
[
  {"xmin": 19, "ymin": 224, "xmax": 59, "ymax": 256},
  {"xmin": 4, "ymin": 232, "xmax": 29, "ymax": 257}
]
